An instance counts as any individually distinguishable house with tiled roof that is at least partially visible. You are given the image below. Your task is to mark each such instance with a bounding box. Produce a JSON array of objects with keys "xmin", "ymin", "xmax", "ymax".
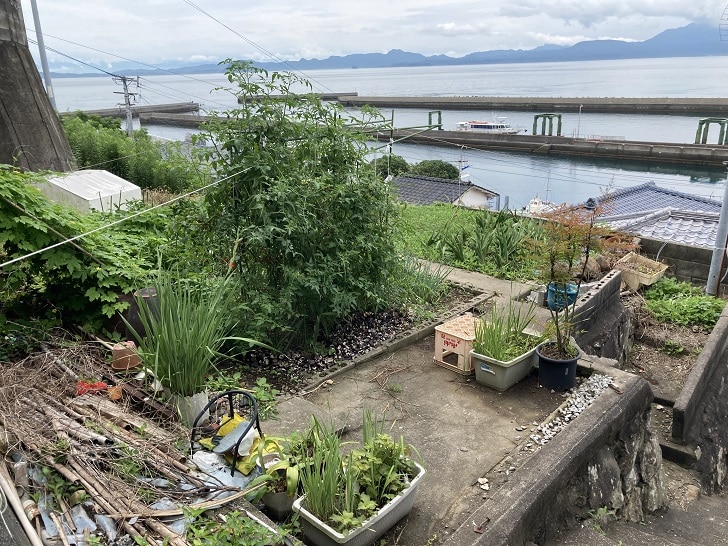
[
  {"xmin": 587, "ymin": 182, "xmax": 724, "ymax": 286},
  {"xmin": 591, "ymin": 182, "xmax": 722, "ymax": 248},
  {"xmin": 392, "ymin": 174, "xmax": 499, "ymax": 209},
  {"xmin": 594, "ymin": 182, "xmax": 721, "ymax": 216}
]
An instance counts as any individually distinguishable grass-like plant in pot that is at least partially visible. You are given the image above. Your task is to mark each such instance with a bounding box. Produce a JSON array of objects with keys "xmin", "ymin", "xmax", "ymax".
[
  {"xmin": 470, "ymin": 300, "xmax": 546, "ymax": 391},
  {"xmin": 124, "ymin": 272, "xmax": 236, "ymax": 425},
  {"xmin": 292, "ymin": 412, "xmax": 424, "ymax": 546}
]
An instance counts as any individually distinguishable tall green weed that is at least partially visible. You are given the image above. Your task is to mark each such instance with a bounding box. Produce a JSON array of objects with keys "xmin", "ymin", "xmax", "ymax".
[{"xmin": 644, "ymin": 277, "xmax": 725, "ymax": 328}]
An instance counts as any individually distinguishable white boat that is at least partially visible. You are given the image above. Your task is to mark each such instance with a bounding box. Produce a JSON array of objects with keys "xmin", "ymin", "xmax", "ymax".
[
  {"xmin": 525, "ymin": 197, "xmax": 555, "ymax": 214},
  {"xmin": 456, "ymin": 118, "xmax": 520, "ymax": 134}
]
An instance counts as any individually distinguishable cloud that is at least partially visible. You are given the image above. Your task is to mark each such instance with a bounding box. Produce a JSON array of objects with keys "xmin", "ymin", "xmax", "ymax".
[
  {"xmin": 20, "ymin": 0, "xmax": 721, "ymax": 69},
  {"xmin": 434, "ymin": 23, "xmax": 480, "ymax": 36}
]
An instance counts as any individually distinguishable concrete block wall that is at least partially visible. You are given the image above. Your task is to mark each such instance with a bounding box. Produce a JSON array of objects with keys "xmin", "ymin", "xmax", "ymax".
[
  {"xmin": 446, "ymin": 367, "xmax": 661, "ymax": 545},
  {"xmin": 572, "ymin": 270, "xmax": 630, "ymax": 360},
  {"xmin": 638, "ymin": 238, "xmax": 728, "ymax": 293}
]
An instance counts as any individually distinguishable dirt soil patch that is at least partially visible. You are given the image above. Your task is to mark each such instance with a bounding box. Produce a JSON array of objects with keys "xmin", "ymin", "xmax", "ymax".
[{"xmin": 621, "ymin": 293, "xmax": 706, "ymax": 403}]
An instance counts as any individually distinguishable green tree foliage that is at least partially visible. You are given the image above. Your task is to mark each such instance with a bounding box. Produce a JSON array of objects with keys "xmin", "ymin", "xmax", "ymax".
[
  {"xmin": 61, "ymin": 113, "xmax": 207, "ymax": 192},
  {"xmin": 369, "ymin": 154, "xmax": 409, "ymax": 179},
  {"xmin": 409, "ymin": 159, "xmax": 459, "ymax": 180},
  {"xmin": 0, "ymin": 165, "xmax": 162, "ymax": 330},
  {"xmin": 179, "ymin": 61, "xmax": 401, "ymax": 347}
]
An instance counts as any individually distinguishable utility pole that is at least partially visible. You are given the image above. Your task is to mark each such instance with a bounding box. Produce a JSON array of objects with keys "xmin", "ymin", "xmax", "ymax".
[
  {"xmin": 706, "ymin": 161, "xmax": 728, "ymax": 295},
  {"xmin": 113, "ymin": 75, "xmax": 139, "ymax": 137},
  {"xmin": 29, "ymin": 0, "xmax": 54, "ymax": 109},
  {"xmin": 576, "ymin": 104, "xmax": 583, "ymax": 138}
]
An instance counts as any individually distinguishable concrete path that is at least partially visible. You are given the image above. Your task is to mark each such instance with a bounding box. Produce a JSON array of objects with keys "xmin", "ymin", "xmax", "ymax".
[{"xmin": 262, "ymin": 270, "xmax": 566, "ymax": 544}]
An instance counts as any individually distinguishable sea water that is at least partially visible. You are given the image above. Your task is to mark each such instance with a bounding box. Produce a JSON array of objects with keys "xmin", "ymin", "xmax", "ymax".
[{"xmin": 51, "ymin": 56, "xmax": 728, "ymax": 207}]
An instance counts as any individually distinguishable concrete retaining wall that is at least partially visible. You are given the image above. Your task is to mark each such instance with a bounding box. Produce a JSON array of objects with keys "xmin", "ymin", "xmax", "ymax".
[
  {"xmin": 672, "ymin": 309, "xmax": 728, "ymax": 442},
  {"xmin": 376, "ymin": 130, "xmax": 728, "ymax": 167},
  {"xmin": 638, "ymin": 238, "xmax": 728, "ymax": 293},
  {"xmin": 445, "ymin": 367, "xmax": 661, "ymax": 545}
]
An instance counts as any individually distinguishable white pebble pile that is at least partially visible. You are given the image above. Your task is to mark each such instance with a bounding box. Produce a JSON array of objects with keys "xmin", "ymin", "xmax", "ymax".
[{"xmin": 529, "ymin": 373, "xmax": 614, "ymax": 447}]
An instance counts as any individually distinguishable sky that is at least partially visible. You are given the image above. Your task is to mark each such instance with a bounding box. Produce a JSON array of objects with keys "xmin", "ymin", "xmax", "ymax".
[{"xmin": 17, "ymin": 0, "xmax": 726, "ymax": 72}]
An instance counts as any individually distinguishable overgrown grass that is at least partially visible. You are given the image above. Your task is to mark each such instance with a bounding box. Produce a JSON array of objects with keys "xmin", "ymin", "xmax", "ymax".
[
  {"xmin": 398, "ymin": 204, "xmax": 541, "ymax": 280},
  {"xmin": 644, "ymin": 277, "xmax": 726, "ymax": 328}
]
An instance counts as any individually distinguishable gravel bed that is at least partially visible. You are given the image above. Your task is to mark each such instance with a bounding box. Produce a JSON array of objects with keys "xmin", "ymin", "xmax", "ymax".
[{"xmin": 235, "ymin": 309, "xmax": 414, "ymax": 394}]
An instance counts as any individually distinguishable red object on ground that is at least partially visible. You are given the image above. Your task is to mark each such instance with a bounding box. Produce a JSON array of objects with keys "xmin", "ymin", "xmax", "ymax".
[{"xmin": 76, "ymin": 380, "xmax": 108, "ymax": 396}]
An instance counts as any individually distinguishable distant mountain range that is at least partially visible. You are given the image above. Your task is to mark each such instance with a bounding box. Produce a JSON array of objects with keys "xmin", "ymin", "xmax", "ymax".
[{"xmin": 51, "ymin": 23, "xmax": 727, "ymax": 78}]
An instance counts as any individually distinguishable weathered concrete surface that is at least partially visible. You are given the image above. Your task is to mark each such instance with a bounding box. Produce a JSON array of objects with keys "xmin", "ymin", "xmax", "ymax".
[
  {"xmin": 0, "ymin": 0, "xmax": 74, "ymax": 171},
  {"xmin": 339, "ymin": 96, "xmax": 728, "ymax": 117},
  {"xmin": 673, "ymin": 308, "xmax": 728, "ymax": 442},
  {"xmin": 262, "ymin": 267, "xmax": 671, "ymax": 545},
  {"xmin": 265, "ymin": 334, "xmax": 568, "ymax": 545},
  {"xmin": 445, "ymin": 363, "xmax": 661, "ymax": 545},
  {"xmin": 373, "ymin": 129, "xmax": 728, "ymax": 167}
]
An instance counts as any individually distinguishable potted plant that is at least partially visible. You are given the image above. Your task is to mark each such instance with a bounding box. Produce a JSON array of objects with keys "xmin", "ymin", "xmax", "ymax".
[
  {"xmin": 532, "ymin": 200, "xmax": 608, "ymax": 390},
  {"xmin": 470, "ymin": 300, "xmax": 546, "ymax": 391},
  {"xmin": 254, "ymin": 436, "xmax": 304, "ymax": 521},
  {"xmin": 291, "ymin": 412, "xmax": 424, "ymax": 546},
  {"xmin": 124, "ymin": 272, "xmax": 236, "ymax": 426}
]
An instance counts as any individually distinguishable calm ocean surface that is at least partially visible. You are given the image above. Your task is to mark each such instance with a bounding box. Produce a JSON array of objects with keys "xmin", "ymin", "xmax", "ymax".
[{"xmin": 52, "ymin": 57, "xmax": 728, "ymax": 208}]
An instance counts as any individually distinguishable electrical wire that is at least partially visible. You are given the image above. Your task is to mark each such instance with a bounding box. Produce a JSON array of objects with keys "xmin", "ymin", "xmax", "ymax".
[
  {"xmin": 0, "ymin": 167, "xmax": 250, "ymax": 270},
  {"xmin": 178, "ymin": 0, "xmax": 334, "ymax": 94}
]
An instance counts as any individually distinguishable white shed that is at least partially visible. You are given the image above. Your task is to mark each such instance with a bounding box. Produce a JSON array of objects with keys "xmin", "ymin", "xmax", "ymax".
[{"xmin": 36, "ymin": 170, "xmax": 142, "ymax": 213}]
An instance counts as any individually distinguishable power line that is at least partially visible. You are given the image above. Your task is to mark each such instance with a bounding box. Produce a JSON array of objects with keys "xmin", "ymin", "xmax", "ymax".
[
  {"xmin": 178, "ymin": 0, "xmax": 334, "ymax": 94},
  {"xmin": 0, "ymin": 168, "xmax": 249, "ymax": 270}
]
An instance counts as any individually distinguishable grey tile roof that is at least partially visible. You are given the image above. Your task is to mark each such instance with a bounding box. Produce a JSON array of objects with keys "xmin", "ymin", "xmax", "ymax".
[
  {"xmin": 600, "ymin": 207, "xmax": 720, "ymax": 249},
  {"xmin": 392, "ymin": 175, "xmax": 472, "ymax": 205},
  {"xmin": 593, "ymin": 182, "xmax": 721, "ymax": 217}
]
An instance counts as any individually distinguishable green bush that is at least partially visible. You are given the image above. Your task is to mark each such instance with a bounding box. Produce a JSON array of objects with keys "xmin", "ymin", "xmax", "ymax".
[
  {"xmin": 183, "ymin": 61, "xmax": 401, "ymax": 348},
  {"xmin": 0, "ymin": 165, "xmax": 161, "ymax": 330},
  {"xmin": 644, "ymin": 277, "xmax": 725, "ymax": 328},
  {"xmin": 61, "ymin": 113, "xmax": 207, "ymax": 192},
  {"xmin": 409, "ymin": 159, "xmax": 459, "ymax": 179},
  {"xmin": 369, "ymin": 154, "xmax": 409, "ymax": 179}
]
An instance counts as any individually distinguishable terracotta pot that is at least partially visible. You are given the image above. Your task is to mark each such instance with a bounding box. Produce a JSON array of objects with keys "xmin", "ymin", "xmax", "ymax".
[{"xmin": 111, "ymin": 341, "xmax": 142, "ymax": 371}]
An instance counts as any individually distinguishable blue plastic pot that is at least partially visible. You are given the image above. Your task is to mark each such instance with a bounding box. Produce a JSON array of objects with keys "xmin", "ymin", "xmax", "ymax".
[{"xmin": 546, "ymin": 283, "xmax": 578, "ymax": 311}]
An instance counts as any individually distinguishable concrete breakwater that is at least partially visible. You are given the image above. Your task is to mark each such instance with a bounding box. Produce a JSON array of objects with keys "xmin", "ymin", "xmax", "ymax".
[
  {"xmin": 373, "ymin": 129, "xmax": 728, "ymax": 167},
  {"xmin": 338, "ymin": 96, "xmax": 728, "ymax": 116}
]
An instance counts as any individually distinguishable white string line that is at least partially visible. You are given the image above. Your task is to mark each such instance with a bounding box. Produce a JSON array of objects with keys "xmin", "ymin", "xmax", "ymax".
[{"xmin": 0, "ymin": 167, "xmax": 250, "ymax": 270}]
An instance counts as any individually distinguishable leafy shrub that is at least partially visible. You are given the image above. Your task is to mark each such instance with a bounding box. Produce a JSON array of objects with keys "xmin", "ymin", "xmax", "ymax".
[
  {"xmin": 186, "ymin": 61, "xmax": 402, "ymax": 348},
  {"xmin": 369, "ymin": 154, "xmax": 409, "ymax": 179},
  {"xmin": 0, "ymin": 166, "xmax": 161, "ymax": 330},
  {"xmin": 408, "ymin": 159, "xmax": 459, "ymax": 179},
  {"xmin": 61, "ymin": 113, "xmax": 207, "ymax": 192},
  {"xmin": 644, "ymin": 277, "xmax": 725, "ymax": 328}
]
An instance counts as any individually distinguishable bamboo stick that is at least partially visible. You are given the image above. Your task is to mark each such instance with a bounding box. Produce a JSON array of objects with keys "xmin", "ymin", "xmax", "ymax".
[
  {"xmin": 0, "ymin": 463, "xmax": 43, "ymax": 546},
  {"xmin": 49, "ymin": 512, "xmax": 71, "ymax": 546},
  {"xmin": 104, "ymin": 483, "xmax": 266, "ymax": 519},
  {"xmin": 71, "ymin": 404, "xmax": 202, "ymax": 487}
]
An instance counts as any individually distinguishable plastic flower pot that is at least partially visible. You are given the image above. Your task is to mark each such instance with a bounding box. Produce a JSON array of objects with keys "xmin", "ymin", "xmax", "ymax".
[
  {"xmin": 292, "ymin": 462, "xmax": 425, "ymax": 546},
  {"xmin": 546, "ymin": 282, "xmax": 578, "ymax": 311}
]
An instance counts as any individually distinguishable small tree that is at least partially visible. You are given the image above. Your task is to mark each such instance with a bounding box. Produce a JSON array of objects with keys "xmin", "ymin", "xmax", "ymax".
[
  {"xmin": 534, "ymin": 200, "xmax": 612, "ymax": 359},
  {"xmin": 369, "ymin": 154, "xmax": 409, "ymax": 179},
  {"xmin": 187, "ymin": 61, "xmax": 401, "ymax": 347},
  {"xmin": 410, "ymin": 159, "xmax": 459, "ymax": 180}
]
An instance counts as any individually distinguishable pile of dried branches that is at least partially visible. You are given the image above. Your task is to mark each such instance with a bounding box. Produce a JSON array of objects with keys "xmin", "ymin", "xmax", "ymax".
[{"xmin": 0, "ymin": 340, "xmax": 268, "ymax": 545}]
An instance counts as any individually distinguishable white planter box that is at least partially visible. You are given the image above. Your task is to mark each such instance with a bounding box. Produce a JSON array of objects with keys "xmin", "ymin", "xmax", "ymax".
[
  {"xmin": 471, "ymin": 348, "xmax": 538, "ymax": 391},
  {"xmin": 292, "ymin": 462, "xmax": 425, "ymax": 546}
]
